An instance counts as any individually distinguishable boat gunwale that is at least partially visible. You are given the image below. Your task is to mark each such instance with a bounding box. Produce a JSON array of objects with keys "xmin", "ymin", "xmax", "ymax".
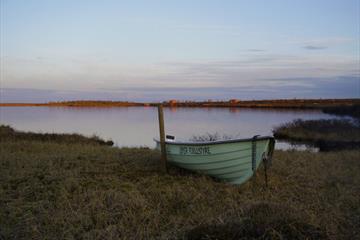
[{"xmin": 154, "ymin": 135, "xmax": 274, "ymax": 146}]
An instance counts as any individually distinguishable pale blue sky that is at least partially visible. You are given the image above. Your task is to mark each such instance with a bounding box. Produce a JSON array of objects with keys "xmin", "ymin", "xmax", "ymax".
[{"xmin": 0, "ymin": 0, "xmax": 359, "ymax": 102}]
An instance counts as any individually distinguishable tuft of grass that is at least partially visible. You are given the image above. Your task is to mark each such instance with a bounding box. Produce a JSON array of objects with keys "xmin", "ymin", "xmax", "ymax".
[
  {"xmin": 189, "ymin": 133, "xmax": 235, "ymax": 142},
  {"xmin": 273, "ymin": 119, "xmax": 360, "ymax": 151},
  {"xmin": 0, "ymin": 126, "xmax": 359, "ymax": 239}
]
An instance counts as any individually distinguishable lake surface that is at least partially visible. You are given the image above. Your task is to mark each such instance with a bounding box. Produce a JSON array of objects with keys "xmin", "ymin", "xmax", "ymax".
[{"xmin": 0, "ymin": 107, "xmax": 340, "ymax": 149}]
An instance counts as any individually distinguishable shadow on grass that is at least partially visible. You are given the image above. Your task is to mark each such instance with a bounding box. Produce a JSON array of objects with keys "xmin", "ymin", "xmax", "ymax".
[{"xmin": 186, "ymin": 202, "xmax": 327, "ymax": 240}]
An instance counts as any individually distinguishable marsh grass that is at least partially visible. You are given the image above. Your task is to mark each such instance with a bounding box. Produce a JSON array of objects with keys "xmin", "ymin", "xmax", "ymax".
[
  {"xmin": 0, "ymin": 126, "xmax": 359, "ymax": 239},
  {"xmin": 0, "ymin": 125, "xmax": 114, "ymax": 146},
  {"xmin": 273, "ymin": 119, "xmax": 360, "ymax": 151}
]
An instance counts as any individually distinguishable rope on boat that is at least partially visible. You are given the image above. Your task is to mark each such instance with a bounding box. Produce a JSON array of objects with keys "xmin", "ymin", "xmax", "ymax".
[
  {"xmin": 251, "ymin": 135, "xmax": 260, "ymax": 172},
  {"xmin": 252, "ymin": 136, "xmax": 275, "ymax": 188},
  {"xmin": 263, "ymin": 138, "xmax": 275, "ymax": 187}
]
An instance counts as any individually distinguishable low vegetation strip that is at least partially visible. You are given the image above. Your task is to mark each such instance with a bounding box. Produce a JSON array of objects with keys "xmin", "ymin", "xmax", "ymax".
[
  {"xmin": 273, "ymin": 119, "xmax": 360, "ymax": 151},
  {"xmin": 0, "ymin": 125, "xmax": 113, "ymax": 146},
  {"xmin": 0, "ymin": 126, "xmax": 359, "ymax": 239}
]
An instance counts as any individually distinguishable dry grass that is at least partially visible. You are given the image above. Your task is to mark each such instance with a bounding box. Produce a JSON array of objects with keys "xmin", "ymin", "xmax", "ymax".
[{"xmin": 0, "ymin": 126, "xmax": 359, "ymax": 239}]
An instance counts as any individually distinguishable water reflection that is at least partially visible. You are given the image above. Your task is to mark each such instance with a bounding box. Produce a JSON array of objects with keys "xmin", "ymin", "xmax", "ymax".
[{"xmin": 0, "ymin": 107, "xmax": 339, "ymax": 149}]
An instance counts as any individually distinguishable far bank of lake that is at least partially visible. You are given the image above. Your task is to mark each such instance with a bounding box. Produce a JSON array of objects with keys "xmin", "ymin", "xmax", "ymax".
[{"xmin": 1, "ymin": 98, "xmax": 359, "ymax": 108}]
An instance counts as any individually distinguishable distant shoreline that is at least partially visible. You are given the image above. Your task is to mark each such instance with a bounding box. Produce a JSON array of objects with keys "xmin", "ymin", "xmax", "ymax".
[{"xmin": 0, "ymin": 98, "xmax": 359, "ymax": 109}]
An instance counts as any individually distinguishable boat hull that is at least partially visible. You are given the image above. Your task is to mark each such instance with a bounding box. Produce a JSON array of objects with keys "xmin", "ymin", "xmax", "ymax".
[{"xmin": 155, "ymin": 136, "xmax": 275, "ymax": 185}]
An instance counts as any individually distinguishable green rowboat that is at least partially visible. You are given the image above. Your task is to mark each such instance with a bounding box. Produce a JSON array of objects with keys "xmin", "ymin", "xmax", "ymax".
[{"xmin": 155, "ymin": 136, "xmax": 275, "ymax": 185}]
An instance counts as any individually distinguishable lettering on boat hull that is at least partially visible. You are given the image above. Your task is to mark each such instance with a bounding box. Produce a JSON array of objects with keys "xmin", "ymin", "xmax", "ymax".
[{"xmin": 179, "ymin": 146, "xmax": 211, "ymax": 155}]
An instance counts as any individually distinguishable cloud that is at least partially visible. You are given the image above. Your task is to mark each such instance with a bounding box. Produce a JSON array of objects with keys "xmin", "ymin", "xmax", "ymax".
[
  {"xmin": 2, "ymin": 74, "xmax": 358, "ymax": 103},
  {"xmin": 246, "ymin": 49, "xmax": 266, "ymax": 52},
  {"xmin": 170, "ymin": 24, "xmax": 261, "ymax": 37},
  {"xmin": 303, "ymin": 45, "xmax": 327, "ymax": 50},
  {"xmin": 292, "ymin": 37, "xmax": 354, "ymax": 46},
  {"xmin": 164, "ymin": 54, "xmax": 358, "ymax": 81},
  {"xmin": 289, "ymin": 37, "xmax": 355, "ymax": 50},
  {"xmin": 173, "ymin": 24, "xmax": 240, "ymax": 32}
]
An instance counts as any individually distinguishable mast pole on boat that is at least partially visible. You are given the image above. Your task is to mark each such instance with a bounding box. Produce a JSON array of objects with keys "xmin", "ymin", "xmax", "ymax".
[{"xmin": 157, "ymin": 104, "xmax": 168, "ymax": 173}]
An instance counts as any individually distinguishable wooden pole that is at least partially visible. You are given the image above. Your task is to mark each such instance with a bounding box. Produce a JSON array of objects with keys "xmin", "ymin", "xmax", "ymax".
[{"xmin": 157, "ymin": 104, "xmax": 167, "ymax": 172}]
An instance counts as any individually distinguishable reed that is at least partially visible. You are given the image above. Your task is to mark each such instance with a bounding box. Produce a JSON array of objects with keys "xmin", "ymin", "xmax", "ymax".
[{"xmin": 273, "ymin": 119, "xmax": 360, "ymax": 151}]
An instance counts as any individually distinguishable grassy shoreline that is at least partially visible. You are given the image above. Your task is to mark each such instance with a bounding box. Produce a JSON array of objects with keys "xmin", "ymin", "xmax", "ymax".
[
  {"xmin": 1, "ymin": 126, "xmax": 359, "ymax": 239},
  {"xmin": 273, "ymin": 119, "xmax": 360, "ymax": 151}
]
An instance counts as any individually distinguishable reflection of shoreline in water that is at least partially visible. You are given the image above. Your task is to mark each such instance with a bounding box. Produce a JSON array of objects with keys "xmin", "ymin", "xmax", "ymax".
[
  {"xmin": 169, "ymin": 107, "xmax": 177, "ymax": 113},
  {"xmin": 229, "ymin": 108, "xmax": 240, "ymax": 113}
]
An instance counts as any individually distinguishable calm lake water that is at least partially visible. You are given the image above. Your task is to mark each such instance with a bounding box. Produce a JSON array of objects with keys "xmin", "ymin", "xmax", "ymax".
[{"xmin": 0, "ymin": 107, "xmax": 340, "ymax": 149}]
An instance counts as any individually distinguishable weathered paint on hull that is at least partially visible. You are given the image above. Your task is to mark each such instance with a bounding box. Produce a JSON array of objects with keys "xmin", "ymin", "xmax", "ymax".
[{"xmin": 155, "ymin": 136, "xmax": 275, "ymax": 185}]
